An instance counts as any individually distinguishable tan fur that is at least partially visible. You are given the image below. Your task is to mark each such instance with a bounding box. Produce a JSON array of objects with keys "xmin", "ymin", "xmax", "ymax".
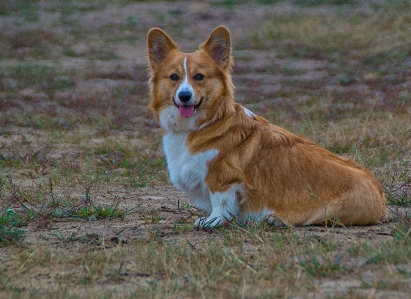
[{"xmin": 147, "ymin": 26, "xmax": 387, "ymax": 226}]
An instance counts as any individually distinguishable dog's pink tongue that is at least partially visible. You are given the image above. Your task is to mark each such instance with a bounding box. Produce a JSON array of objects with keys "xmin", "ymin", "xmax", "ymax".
[{"xmin": 179, "ymin": 106, "xmax": 195, "ymax": 118}]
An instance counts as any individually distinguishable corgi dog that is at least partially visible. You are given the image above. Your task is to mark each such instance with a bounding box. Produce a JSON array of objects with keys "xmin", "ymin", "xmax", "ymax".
[{"xmin": 147, "ymin": 26, "xmax": 387, "ymax": 228}]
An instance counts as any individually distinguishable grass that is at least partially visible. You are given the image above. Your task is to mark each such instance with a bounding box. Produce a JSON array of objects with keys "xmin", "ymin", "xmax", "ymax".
[
  {"xmin": 2, "ymin": 224, "xmax": 410, "ymax": 297},
  {"xmin": 244, "ymin": 1, "xmax": 411, "ymax": 59},
  {"xmin": 0, "ymin": 175, "xmax": 127, "ymax": 231},
  {"xmin": 0, "ymin": 62, "xmax": 74, "ymax": 98},
  {"xmin": 0, "ymin": 209, "xmax": 26, "ymax": 245},
  {"xmin": 0, "ymin": 0, "xmax": 410, "ymax": 298},
  {"xmin": 294, "ymin": 0, "xmax": 357, "ymax": 6},
  {"xmin": 385, "ymin": 159, "xmax": 411, "ymax": 206}
]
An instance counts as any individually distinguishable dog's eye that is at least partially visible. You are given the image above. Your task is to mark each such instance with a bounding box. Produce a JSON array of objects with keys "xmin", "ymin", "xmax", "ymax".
[
  {"xmin": 193, "ymin": 73, "xmax": 204, "ymax": 81},
  {"xmin": 170, "ymin": 74, "xmax": 179, "ymax": 81}
]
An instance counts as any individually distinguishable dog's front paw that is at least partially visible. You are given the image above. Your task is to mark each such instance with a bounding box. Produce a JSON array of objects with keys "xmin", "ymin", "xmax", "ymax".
[{"xmin": 194, "ymin": 215, "xmax": 224, "ymax": 229}]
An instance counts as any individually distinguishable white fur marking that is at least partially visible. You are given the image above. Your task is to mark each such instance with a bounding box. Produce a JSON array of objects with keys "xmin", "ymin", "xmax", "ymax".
[
  {"xmin": 239, "ymin": 208, "xmax": 276, "ymax": 224},
  {"xmin": 195, "ymin": 184, "xmax": 242, "ymax": 228},
  {"xmin": 175, "ymin": 57, "xmax": 195, "ymax": 105},
  {"xmin": 243, "ymin": 107, "xmax": 255, "ymax": 118},
  {"xmin": 160, "ymin": 106, "xmax": 199, "ymax": 133},
  {"xmin": 182, "ymin": 57, "xmax": 189, "ymax": 86},
  {"xmin": 162, "ymin": 128, "xmax": 218, "ymax": 213}
]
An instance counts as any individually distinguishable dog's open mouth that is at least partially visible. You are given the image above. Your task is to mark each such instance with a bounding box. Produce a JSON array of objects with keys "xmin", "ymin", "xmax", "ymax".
[{"xmin": 173, "ymin": 98, "xmax": 203, "ymax": 118}]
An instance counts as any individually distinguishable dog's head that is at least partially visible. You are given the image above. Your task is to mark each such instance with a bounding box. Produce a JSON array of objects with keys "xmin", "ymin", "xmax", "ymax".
[{"xmin": 147, "ymin": 26, "xmax": 235, "ymax": 132}]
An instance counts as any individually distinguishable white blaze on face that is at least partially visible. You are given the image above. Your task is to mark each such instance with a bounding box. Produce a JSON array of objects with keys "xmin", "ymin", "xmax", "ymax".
[
  {"xmin": 178, "ymin": 57, "xmax": 194, "ymax": 98},
  {"xmin": 175, "ymin": 57, "xmax": 196, "ymax": 118}
]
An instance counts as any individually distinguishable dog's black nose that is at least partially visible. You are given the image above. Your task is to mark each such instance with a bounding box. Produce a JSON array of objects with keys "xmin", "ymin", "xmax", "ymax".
[{"xmin": 178, "ymin": 90, "xmax": 192, "ymax": 103}]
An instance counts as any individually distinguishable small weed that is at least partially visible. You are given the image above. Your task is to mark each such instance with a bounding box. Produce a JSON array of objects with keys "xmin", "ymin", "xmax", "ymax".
[
  {"xmin": 397, "ymin": 267, "xmax": 411, "ymax": 278},
  {"xmin": 298, "ymin": 256, "xmax": 342, "ymax": 277},
  {"xmin": 0, "ymin": 208, "xmax": 26, "ymax": 227},
  {"xmin": 172, "ymin": 222, "xmax": 192, "ymax": 235},
  {"xmin": 72, "ymin": 183, "xmax": 125, "ymax": 220},
  {"xmin": 107, "ymin": 260, "xmax": 125, "ymax": 282},
  {"xmin": 141, "ymin": 209, "xmax": 164, "ymax": 224},
  {"xmin": 75, "ymin": 202, "xmax": 124, "ymax": 220},
  {"xmin": 326, "ymin": 144, "xmax": 353, "ymax": 155},
  {"xmin": 394, "ymin": 214, "xmax": 411, "ymax": 243},
  {"xmin": 52, "ymin": 231, "xmax": 78, "ymax": 244},
  {"xmin": 0, "ymin": 210, "xmax": 26, "ymax": 245}
]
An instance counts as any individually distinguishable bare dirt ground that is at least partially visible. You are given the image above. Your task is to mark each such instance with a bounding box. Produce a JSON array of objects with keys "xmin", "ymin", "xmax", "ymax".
[{"xmin": 1, "ymin": 1, "xmax": 411, "ymax": 298}]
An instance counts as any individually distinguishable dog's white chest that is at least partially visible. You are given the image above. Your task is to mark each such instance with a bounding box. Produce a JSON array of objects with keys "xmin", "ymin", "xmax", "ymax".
[{"xmin": 162, "ymin": 132, "xmax": 218, "ymax": 211}]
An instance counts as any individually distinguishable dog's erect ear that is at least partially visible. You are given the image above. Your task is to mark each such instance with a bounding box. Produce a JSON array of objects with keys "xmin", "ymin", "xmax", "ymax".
[
  {"xmin": 147, "ymin": 28, "xmax": 179, "ymax": 70},
  {"xmin": 202, "ymin": 26, "xmax": 232, "ymax": 69}
]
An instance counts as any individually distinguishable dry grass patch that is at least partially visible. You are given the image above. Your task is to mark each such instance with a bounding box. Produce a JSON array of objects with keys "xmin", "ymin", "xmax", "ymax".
[
  {"xmin": 1, "ymin": 223, "xmax": 410, "ymax": 298},
  {"xmin": 247, "ymin": 1, "xmax": 411, "ymax": 58}
]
